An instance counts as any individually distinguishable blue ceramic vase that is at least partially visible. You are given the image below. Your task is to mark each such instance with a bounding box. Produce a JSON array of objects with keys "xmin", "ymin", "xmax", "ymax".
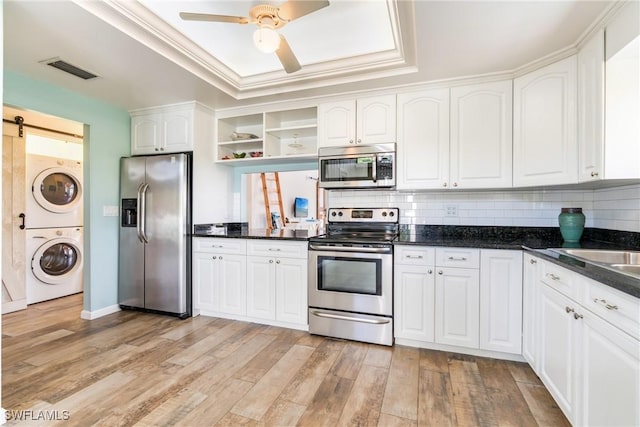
[{"xmin": 558, "ymin": 207, "xmax": 585, "ymax": 242}]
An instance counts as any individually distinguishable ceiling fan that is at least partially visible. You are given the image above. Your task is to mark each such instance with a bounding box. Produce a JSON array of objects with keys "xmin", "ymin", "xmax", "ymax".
[{"xmin": 179, "ymin": 1, "xmax": 330, "ymax": 74}]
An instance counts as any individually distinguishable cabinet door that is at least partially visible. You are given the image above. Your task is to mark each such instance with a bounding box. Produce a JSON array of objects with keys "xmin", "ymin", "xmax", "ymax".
[
  {"xmin": 394, "ymin": 264, "xmax": 435, "ymax": 342},
  {"xmin": 451, "ymin": 81, "xmax": 513, "ymax": 188},
  {"xmin": 396, "ymin": 89, "xmax": 450, "ymax": 189},
  {"xmin": 318, "ymin": 100, "xmax": 356, "ymax": 147},
  {"xmin": 218, "ymin": 254, "xmax": 247, "ymax": 315},
  {"xmin": 578, "ymin": 30, "xmax": 604, "ymax": 182},
  {"xmin": 538, "ymin": 284, "xmax": 576, "ymax": 421},
  {"xmin": 435, "ymin": 267, "xmax": 480, "ymax": 349},
  {"xmin": 479, "ymin": 250, "xmax": 523, "ymax": 354},
  {"xmin": 163, "ymin": 108, "xmax": 193, "ymax": 153},
  {"xmin": 246, "ymin": 256, "xmax": 276, "ymax": 320},
  {"xmin": 356, "ymin": 94, "xmax": 396, "ymax": 144},
  {"xmin": 192, "ymin": 252, "xmax": 218, "ymax": 313},
  {"xmin": 131, "ymin": 113, "xmax": 161, "ymax": 155},
  {"xmin": 522, "ymin": 254, "xmax": 539, "ymax": 368},
  {"xmin": 576, "ymin": 309, "xmax": 640, "ymax": 427},
  {"xmin": 275, "ymin": 257, "xmax": 308, "ymax": 325},
  {"xmin": 513, "ymin": 56, "xmax": 578, "ymax": 187}
]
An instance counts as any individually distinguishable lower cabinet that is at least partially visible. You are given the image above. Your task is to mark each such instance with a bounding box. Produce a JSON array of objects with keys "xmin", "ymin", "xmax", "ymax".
[
  {"xmin": 193, "ymin": 238, "xmax": 308, "ymax": 329},
  {"xmin": 394, "ymin": 245, "xmax": 523, "ymax": 358},
  {"xmin": 531, "ymin": 255, "xmax": 640, "ymax": 426}
]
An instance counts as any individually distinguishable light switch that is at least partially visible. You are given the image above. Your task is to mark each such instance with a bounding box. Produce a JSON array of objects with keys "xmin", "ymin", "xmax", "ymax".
[{"xmin": 103, "ymin": 205, "xmax": 119, "ymax": 217}]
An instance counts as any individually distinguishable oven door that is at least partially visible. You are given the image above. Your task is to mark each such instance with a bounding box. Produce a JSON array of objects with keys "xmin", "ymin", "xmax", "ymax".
[
  {"xmin": 318, "ymin": 154, "xmax": 378, "ymax": 189},
  {"xmin": 308, "ymin": 246, "xmax": 393, "ymax": 316}
]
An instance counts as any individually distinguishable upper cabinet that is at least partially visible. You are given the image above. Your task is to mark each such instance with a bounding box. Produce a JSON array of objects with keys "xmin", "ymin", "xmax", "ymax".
[
  {"xmin": 396, "ymin": 81, "xmax": 512, "ymax": 190},
  {"xmin": 513, "ymin": 56, "xmax": 578, "ymax": 187},
  {"xmin": 318, "ymin": 94, "xmax": 396, "ymax": 148},
  {"xmin": 451, "ymin": 81, "xmax": 513, "ymax": 189},
  {"xmin": 604, "ymin": 1, "xmax": 640, "ymax": 179},
  {"xmin": 131, "ymin": 102, "xmax": 209, "ymax": 155},
  {"xmin": 215, "ymin": 107, "xmax": 317, "ymax": 163},
  {"xmin": 396, "ymin": 88, "xmax": 450, "ymax": 189}
]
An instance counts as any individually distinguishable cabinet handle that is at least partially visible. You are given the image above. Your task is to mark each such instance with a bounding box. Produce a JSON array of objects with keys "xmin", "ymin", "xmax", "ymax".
[
  {"xmin": 574, "ymin": 312, "xmax": 584, "ymax": 320},
  {"xmin": 530, "ymin": 259, "xmax": 537, "ymax": 264},
  {"xmin": 438, "ymin": 270, "xmax": 443, "ymax": 275},
  {"xmin": 453, "ymin": 182, "xmax": 458, "ymax": 187},
  {"xmin": 19, "ymin": 213, "xmax": 26, "ymax": 230},
  {"xmin": 546, "ymin": 273, "xmax": 560, "ymax": 281},
  {"xmin": 427, "ymin": 269, "xmax": 433, "ymax": 274},
  {"xmin": 591, "ymin": 171, "xmax": 599, "ymax": 177},
  {"xmin": 448, "ymin": 256, "xmax": 467, "ymax": 261},
  {"xmin": 565, "ymin": 306, "xmax": 574, "ymax": 313},
  {"xmin": 276, "ymin": 260, "xmax": 280, "ymax": 264},
  {"xmin": 593, "ymin": 298, "xmax": 618, "ymax": 311},
  {"xmin": 405, "ymin": 255, "xmax": 423, "ymax": 259},
  {"xmin": 211, "ymin": 244, "xmax": 223, "ymax": 248},
  {"xmin": 268, "ymin": 248, "xmax": 281, "ymax": 252}
]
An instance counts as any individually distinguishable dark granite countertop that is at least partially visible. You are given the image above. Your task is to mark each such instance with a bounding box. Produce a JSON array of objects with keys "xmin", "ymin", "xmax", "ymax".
[{"xmin": 193, "ymin": 224, "xmax": 317, "ymax": 241}]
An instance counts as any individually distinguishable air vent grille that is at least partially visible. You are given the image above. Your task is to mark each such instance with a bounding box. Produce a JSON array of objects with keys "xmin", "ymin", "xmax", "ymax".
[{"xmin": 41, "ymin": 58, "xmax": 99, "ymax": 80}]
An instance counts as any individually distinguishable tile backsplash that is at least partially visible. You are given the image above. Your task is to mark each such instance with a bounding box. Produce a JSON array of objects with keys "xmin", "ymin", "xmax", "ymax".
[{"xmin": 327, "ymin": 184, "xmax": 640, "ymax": 233}]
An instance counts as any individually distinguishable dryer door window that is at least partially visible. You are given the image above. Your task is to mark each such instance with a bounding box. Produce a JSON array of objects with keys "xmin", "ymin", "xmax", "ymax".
[
  {"xmin": 40, "ymin": 172, "xmax": 79, "ymax": 206},
  {"xmin": 32, "ymin": 167, "xmax": 83, "ymax": 214},
  {"xmin": 40, "ymin": 243, "xmax": 78, "ymax": 276}
]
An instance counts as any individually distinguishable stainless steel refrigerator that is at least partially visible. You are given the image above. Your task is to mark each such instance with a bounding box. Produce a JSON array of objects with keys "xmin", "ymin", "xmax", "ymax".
[{"xmin": 118, "ymin": 153, "xmax": 191, "ymax": 318}]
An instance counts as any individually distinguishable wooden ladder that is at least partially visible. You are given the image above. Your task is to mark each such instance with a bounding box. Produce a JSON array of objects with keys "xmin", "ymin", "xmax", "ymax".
[{"xmin": 260, "ymin": 172, "xmax": 285, "ymax": 230}]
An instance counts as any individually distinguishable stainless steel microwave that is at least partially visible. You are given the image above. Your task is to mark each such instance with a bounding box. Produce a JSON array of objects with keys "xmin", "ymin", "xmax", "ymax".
[{"xmin": 318, "ymin": 143, "xmax": 396, "ymax": 189}]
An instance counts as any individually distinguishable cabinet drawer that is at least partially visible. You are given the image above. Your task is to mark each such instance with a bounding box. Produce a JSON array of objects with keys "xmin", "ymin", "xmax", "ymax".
[
  {"xmin": 435, "ymin": 247, "xmax": 480, "ymax": 268},
  {"xmin": 193, "ymin": 237, "xmax": 246, "ymax": 255},
  {"xmin": 540, "ymin": 260, "xmax": 576, "ymax": 299},
  {"xmin": 581, "ymin": 277, "xmax": 640, "ymax": 340},
  {"xmin": 395, "ymin": 245, "xmax": 435, "ymax": 266},
  {"xmin": 247, "ymin": 240, "xmax": 308, "ymax": 259}
]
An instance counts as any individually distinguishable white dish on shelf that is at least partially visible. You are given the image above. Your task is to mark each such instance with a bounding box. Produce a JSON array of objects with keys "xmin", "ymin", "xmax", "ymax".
[{"xmin": 230, "ymin": 132, "xmax": 259, "ymax": 141}]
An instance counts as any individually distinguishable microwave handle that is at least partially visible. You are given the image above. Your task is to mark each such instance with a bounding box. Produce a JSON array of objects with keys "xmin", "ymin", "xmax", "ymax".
[{"xmin": 372, "ymin": 154, "xmax": 377, "ymax": 183}]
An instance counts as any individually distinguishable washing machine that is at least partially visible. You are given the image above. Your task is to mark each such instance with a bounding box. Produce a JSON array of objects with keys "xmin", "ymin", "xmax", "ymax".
[
  {"xmin": 25, "ymin": 154, "xmax": 83, "ymax": 229},
  {"xmin": 26, "ymin": 227, "xmax": 83, "ymax": 304}
]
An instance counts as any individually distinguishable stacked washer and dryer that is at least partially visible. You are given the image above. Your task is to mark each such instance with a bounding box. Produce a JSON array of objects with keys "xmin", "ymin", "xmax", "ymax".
[{"xmin": 24, "ymin": 154, "xmax": 84, "ymax": 304}]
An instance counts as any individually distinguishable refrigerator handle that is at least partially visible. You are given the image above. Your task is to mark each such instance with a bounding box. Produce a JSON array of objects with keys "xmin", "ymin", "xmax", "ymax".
[
  {"xmin": 136, "ymin": 183, "xmax": 144, "ymax": 243},
  {"xmin": 140, "ymin": 183, "xmax": 150, "ymax": 243}
]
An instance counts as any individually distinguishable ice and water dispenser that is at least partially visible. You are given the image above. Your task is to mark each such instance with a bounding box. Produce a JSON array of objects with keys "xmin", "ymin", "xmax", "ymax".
[{"xmin": 121, "ymin": 199, "xmax": 137, "ymax": 227}]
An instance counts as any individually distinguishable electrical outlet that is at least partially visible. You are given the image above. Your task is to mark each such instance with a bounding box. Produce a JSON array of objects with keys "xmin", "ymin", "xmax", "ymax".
[{"xmin": 445, "ymin": 205, "xmax": 458, "ymax": 217}]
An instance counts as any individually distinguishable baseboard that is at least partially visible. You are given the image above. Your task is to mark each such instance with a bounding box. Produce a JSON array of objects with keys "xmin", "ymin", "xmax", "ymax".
[
  {"xmin": 2, "ymin": 299, "xmax": 27, "ymax": 315},
  {"xmin": 80, "ymin": 304, "xmax": 121, "ymax": 320}
]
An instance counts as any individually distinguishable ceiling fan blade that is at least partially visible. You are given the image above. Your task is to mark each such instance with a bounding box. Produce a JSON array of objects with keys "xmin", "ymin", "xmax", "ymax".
[
  {"xmin": 277, "ymin": 0, "xmax": 329, "ymax": 22},
  {"xmin": 179, "ymin": 12, "xmax": 248, "ymax": 24},
  {"xmin": 275, "ymin": 35, "xmax": 301, "ymax": 74}
]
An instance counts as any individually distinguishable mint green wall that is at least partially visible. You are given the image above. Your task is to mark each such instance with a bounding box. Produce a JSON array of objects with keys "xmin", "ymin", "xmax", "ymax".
[{"xmin": 4, "ymin": 70, "xmax": 130, "ymax": 312}]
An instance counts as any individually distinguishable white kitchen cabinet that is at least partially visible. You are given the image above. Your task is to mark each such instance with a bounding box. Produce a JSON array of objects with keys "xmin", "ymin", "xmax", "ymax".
[
  {"xmin": 479, "ymin": 250, "xmax": 523, "ymax": 354},
  {"xmin": 396, "ymin": 88, "xmax": 450, "ymax": 189},
  {"xmin": 578, "ymin": 29, "xmax": 605, "ymax": 182},
  {"xmin": 318, "ymin": 94, "xmax": 396, "ymax": 148},
  {"xmin": 539, "ymin": 283, "xmax": 578, "ymax": 420},
  {"xmin": 522, "ymin": 253, "xmax": 539, "ymax": 368},
  {"xmin": 435, "ymin": 264, "xmax": 480, "ymax": 349},
  {"xmin": 394, "ymin": 246, "xmax": 436, "ymax": 342},
  {"xmin": 513, "ymin": 56, "xmax": 578, "ymax": 187},
  {"xmin": 450, "ymin": 80, "xmax": 513, "ymax": 188},
  {"xmin": 246, "ymin": 240, "xmax": 308, "ymax": 327},
  {"xmin": 131, "ymin": 101, "xmax": 208, "ymax": 155},
  {"xmin": 192, "ymin": 238, "xmax": 247, "ymax": 317}
]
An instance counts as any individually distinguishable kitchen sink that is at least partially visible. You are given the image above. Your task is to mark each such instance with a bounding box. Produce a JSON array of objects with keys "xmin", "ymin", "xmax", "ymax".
[{"xmin": 548, "ymin": 248, "xmax": 640, "ymax": 279}]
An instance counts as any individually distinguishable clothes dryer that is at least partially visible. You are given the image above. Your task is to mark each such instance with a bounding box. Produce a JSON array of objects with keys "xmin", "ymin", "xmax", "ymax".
[
  {"xmin": 26, "ymin": 227, "xmax": 83, "ymax": 304},
  {"xmin": 25, "ymin": 154, "xmax": 83, "ymax": 228}
]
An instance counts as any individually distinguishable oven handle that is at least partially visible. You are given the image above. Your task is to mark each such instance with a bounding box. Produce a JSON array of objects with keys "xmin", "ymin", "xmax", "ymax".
[
  {"xmin": 309, "ymin": 244, "xmax": 392, "ymax": 254},
  {"xmin": 310, "ymin": 310, "xmax": 391, "ymax": 325}
]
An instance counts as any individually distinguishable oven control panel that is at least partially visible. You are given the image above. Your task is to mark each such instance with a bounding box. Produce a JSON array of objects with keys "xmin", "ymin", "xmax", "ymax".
[{"xmin": 327, "ymin": 208, "xmax": 399, "ymax": 223}]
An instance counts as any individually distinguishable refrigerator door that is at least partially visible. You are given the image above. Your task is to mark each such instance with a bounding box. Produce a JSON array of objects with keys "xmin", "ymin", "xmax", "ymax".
[
  {"xmin": 143, "ymin": 154, "xmax": 189, "ymax": 314},
  {"xmin": 119, "ymin": 157, "xmax": 146, "ymax": 308}
]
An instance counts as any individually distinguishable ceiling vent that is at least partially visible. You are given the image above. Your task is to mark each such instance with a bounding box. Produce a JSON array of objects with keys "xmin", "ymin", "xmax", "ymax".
[{"xmin": 39, "ymin": 57, "xmax": 99, "ymax": 80}]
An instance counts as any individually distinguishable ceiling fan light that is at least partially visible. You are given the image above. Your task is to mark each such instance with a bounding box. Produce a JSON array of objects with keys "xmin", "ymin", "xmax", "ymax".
[{"xmin": 253, "ymin": 23, "xmax": 280, "ymax": 53}]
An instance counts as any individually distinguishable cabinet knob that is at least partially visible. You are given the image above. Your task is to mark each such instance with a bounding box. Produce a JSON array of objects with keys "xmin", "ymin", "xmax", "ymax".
[
  {"xmin": 565, "ymin": 306, "xmax": 574, "ymax": 313},
  {"xmin": 276, "ymin": 260, "xmax": 280, "ymax": 264},
  {"xmin": 574, "ymin": 312, "xmax": 584, "ymax": 320},
  {"xmin": 591, "ymin": 171, "xmax": 599, "ymax": 177},
  {"xmin": 212, "ymin": 256, "xmax": 217, "ymax": 260},
  {"xmin": 160, "ymin": 147, "xmax": 165, "ymax": 151},
  {"xmin": 443, "ymin": 183, "xmax": 448, "ymax": 187},
  {"xmin": 269, "ymin": 259, "xmax": 273, "ymax": 263},
  {"xmin": 453, "ymin": 182, "xmax": 458, "ymax": 187},
  {"xmin": 349, "ymin": 139, "xmax": 354, "ymax": 144},
  {"xmin": 357, "ymin": 138, "xmax": 362, "ymax": 144},
  {"xmin": 530, "ymin": 259, "xmax": 537, "ymax": 264},
  {"xmin": 547, "ymin": 273, "xmax": 560, "ymax": 281},
  {"xmin": 438, "ymin": 270, "xmax": 443, "ymax": 275},
  {"xmin": 155, "ymin": 148, "xmax": 159, "ymax": 152},
  {"xmin": 427, "ymin": 269, "xmax": 433, "ymax": 274},
  {"xmin": 219, "ymin": 256, "xmax": 223, "ymax": 260}
]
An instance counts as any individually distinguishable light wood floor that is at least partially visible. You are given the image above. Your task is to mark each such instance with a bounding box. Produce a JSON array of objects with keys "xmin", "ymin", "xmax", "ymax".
[{"xmin": 2, "ymin": 294, "xmax": 569, "ymax": 426}]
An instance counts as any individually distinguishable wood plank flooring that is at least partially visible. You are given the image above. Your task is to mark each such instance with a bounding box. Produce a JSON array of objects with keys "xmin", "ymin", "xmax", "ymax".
[{"xmin": 2, "ymin": 294, "xmax": 570, "ymax": 426}]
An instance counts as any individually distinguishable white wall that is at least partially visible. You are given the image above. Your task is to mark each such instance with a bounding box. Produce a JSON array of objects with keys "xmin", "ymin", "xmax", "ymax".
[{"xmin": 328, "ymin": 184, "xmax": 640, "ymax": 233}]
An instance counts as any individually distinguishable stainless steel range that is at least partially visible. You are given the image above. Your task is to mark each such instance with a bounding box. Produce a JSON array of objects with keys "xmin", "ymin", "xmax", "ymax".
[{"xmin": 308, "ymin": 207, "xmax": 399, "ymax": 346}]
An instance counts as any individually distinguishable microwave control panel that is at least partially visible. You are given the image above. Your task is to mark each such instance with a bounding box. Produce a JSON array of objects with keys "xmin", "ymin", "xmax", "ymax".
[{"xmin": 377, "ymin": 153, "xmax": 394, "ymax": 180}]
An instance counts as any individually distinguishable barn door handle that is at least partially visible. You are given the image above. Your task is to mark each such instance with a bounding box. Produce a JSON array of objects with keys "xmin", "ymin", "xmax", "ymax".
[{"xmin": 19, "ymin": 213, "xmax": 26, "ymax": 230}]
